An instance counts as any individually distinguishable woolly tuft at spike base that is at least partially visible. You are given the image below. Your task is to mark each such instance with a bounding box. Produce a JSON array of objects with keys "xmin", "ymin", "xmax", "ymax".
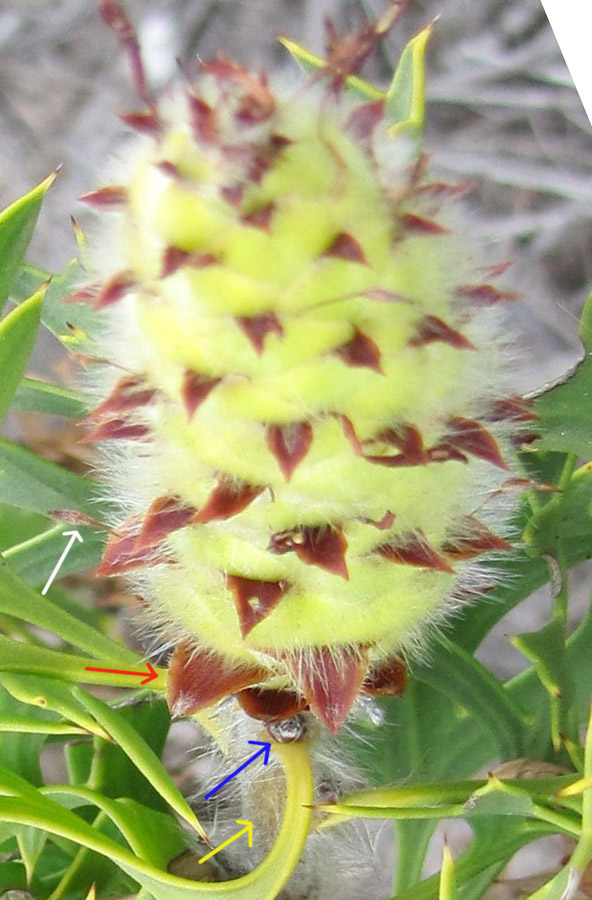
[{"xmin": 78, "ymin": 0, "xmax": 533, "ymax": 733}]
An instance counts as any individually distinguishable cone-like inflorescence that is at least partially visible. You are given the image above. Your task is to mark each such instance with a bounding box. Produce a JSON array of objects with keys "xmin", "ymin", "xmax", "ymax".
[{"xmin": 80, "ymin": 2, "xmax": 530, "ymax": 732}]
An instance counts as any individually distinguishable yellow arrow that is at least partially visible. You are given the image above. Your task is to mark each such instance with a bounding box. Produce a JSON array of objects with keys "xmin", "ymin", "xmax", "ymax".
[{"xmin": 198, "ymin": 819, "xmax": 253, "ymax": 865}]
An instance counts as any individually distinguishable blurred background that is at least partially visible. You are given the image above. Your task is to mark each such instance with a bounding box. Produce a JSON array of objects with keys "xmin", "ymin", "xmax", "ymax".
[{"xmin": 1, "ymin": 1, "xmax": 592, "ymax": 895}]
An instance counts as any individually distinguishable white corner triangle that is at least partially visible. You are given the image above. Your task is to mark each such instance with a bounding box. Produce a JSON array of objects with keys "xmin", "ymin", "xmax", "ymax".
[{"xmin": 540, "ymin": 0, "xmax": 592, "ymax": 128}]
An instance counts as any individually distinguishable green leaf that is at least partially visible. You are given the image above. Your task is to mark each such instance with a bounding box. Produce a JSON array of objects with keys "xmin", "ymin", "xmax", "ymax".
[
  {"xmin": 0, "ymin": 285, "xmax": 44, "ymax": 424},
  {"xmin": 0, "ymin": 673, "xmax": 110, "ymax": 740},
  {"xmin": 0, "ymin": 633, "xmax": 156, "ymax": 691},
  {"xmin": 0, "ymin": 437, "xmax": 97, "ymax": 515},
  {"xmin": 0, "ymin": 172, "xmax": 56, "ymax": 311},
  {"xmin": 523, "ymin": 463, "xmax": 592, "ymax": 559},
  {"xmin": 439, "ymin": 842, "xmax": 457, "ymax": 900},
  {"xmin": 0, "ymin": 714, "xmax": 86, "ymax": 735},
  {"xmin": 0, "ymin": 634, "xmax": 103, "ymax": 679},
  {"xmin": 0, "ymin": 560, "xmax": 137, "ymax": 664},
  {"xmin": 44, "ymin": 786, "xmax": 186, "ymax": 867},
  {"xmin": 71, "ymin": 686, "xmax": 207, "ymax": 842},
  {"xmin": 0, "ymin": 503, "xmax": 50, "ymax": 553},
  {"xmin": 17, "ymin": 825, "xmax": 48, "ymax": 885},
  {"xmin": 0, "ymin": 740, "xmax": 314, "ymax": 900},
  {"xmin": 385, "ymin": 24, "xmax": 432, "ymax": 136},
  {"xmin": 88, "ymin": 700, "xmax": 172, "ymax": 813},
  {"xmin": 0, "ymin": 684, "xmax": 45, "ymax": 785},
  {"xmin": 3, "ymin": 522, "xmax": 104, "ymax": 587},
  {"xmin": 389, "ymin": 820, "xmax": 556, "ymax": 900},
  {"xmin": 11, "ymin": 259, "xmax": 100, "ymax": 347},
  {"xmin": 0, "ymin": 861, "xmax": 27, "ymax": 891},
  {"xmin": 414, "ymin": 635, "xmax": 529, "ymax": 759},
  {"xmin": 534, "ymin": 293, "xmax": 592, "ymax": 456},
  {"xmin": 12, "ymin": 377, "xmax": 87, "ymax": 417},
  {"xmin": 511, "ymin": 619, "xmax": 576, "ymax": 749}
]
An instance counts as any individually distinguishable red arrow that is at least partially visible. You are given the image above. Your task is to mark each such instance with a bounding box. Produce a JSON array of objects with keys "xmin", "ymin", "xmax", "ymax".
[{"xmin": 84, "ymin": 662, "xmax": 158, "ymax": 685}]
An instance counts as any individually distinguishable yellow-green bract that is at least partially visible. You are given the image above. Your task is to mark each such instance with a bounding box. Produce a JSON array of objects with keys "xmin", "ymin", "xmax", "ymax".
[{"xmin": 79, "ymin": 23, "xmax": 527, "ymax": 733}]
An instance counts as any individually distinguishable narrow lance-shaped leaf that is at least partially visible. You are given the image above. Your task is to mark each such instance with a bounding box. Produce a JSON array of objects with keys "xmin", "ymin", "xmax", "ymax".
[
  {"xmin": 0, "ymin": 437, "xmax": 97, "ymax": 516},
  {"xmin": 0, "ymin": 673, "xmax": 111, "ymax": 740},
  {"xmin": 0, "ymin": 560, "xmax": 137, "ymax": 664},
  {"xmin": 71, "ymin": 686, "xmax": 208, "ymax": 842},
  {"xmin": 438, "ymin": 842, "xmax": 458, "ymax": 900},
  {"xmin": 0, "ymin": 740, "xmax": 313, "ymax": 900},
  {"xmin": 386, "ymin": 23, "xmax": 433, "ymax": 136},
  {"xmin": 12, "ymin": 377, "xmax": 87, "ymax": 418},
  {"xmin": 534, "ymin": 292, "xmax": 592, "ymax": 457},
  {"xmin": 0, "ymin": 285, "xmax": 45, "ymax": 424},
  {"xmin": 0, "ymin": 172, "xmax": 57, "ymax": 311}
]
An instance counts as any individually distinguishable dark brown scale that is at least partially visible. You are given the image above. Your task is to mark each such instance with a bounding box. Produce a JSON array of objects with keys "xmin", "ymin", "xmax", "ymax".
[
  {"xmin": 330, "ymin": 413, "xmax": 362, "ymax": 454},
  {"xmin": 375, "ymin": 530, "xmax": 454, "ymax": 573},
  {"xmin": 161, "ymin": 247, "xmax": 191, "ymax": 277},
  {"xmin": 443, "ymin": 417, "xmax": 508, "ymax": 470},
  {"xmin": 321, "ymin": 1, "xmax": 410, "ymax": 90},
  {"xmin": 167, "ymin": 640, "xmax": 267, "ymax": 717},
  {"xmin": 456, "ymin": 283, "xmax": 520, "ymax": 304},
  {"xmin": 181, "ymin": 370, "xmax": 222, "ymax": 419},
  {"xmin": 220, "ymin": 184, "xmax": 245, "ymax": 207},
  {"xmin": 242, "ymin": 203, "xmax": 276, "ymax": 230},
  {"xmin": 227, "ymin": 575, "xmax": 291, "ymax": 637},
  {"xmin": 99, "ymin": 0, "xmax": 152, "ymax": 107},
  {"xmin": 487, "ymin": 396, "xmax": 539, "ymax": 423},
  {"xmin": 426, "ymin": 443, "xmax": 468, "ymax": 464},
  {"xmin": 363, "ymin": 655, "xmax": 407, "ymax": 697},
  {"xmin": 80, "ymin": 417, "xmax": 150, "ymax": 443},
  {"xmin": 64, "ymin": 283, "xmax": 101, "ymax": 305},
  {"xmin": 286, "ymin": 645, "xmax": 368, "ymax": 732},
  {"xmin": 236, "ymin": 686, "xmax": 307, "ymax": 721},
  {"xmin": 324, "ymin": 232, "xmax": 367, "ymax": 264},
  {"xmin": 269, "ymin": 133, "xmax": 293, "ymax": 152},
  {"xmin": 86, "ymin": 375, "xmax": 155, "ymax": 421},
  {"xmin": 238, "ymin": 312, "xmax": 283, "ymax": 353},
  {"xmin": 334, "ymin": 328, "xmax": 382, "ymax": 372},
  {"xmin": 364, "ymin": 423, "xmax": 428, "ymax": 467},
  {"xmin": 345, "ymin": 99, "xmax": 385, "ymax": 145},
  {"xmin": 441, "ymin": 517, "xmax": 512, "ymax": 561},
  {"xmin": 410, "ymin": 314, "xmax": 475, "ymax": 350},
  {"xmin": 80, "ymin": 185, "xmax": 128, "ymax": 208},
  {"xmin": 359, "ymin": 511, "xmax": 396, "ymax": 530},
  {"xmin": 94, "ymin": 271, "xmax": 136, "ymax": 309},
  {"xmin": 188, "ymin": 95, "xmax": 219, "ymax": 143},
  {"xmin": 137, "ymin": 496, "xmax": 198, "ymax": 549},
  {"xmin": 192, "ymin": 478, "xmax": 264, "ymax": 523},
  {"xmin": 266, "ymin": 422, "xmax": 313, "ymax": 480},
  {"xmin": 269, "ymin": 525, "xmax": 349, "ymax": 580},
  {"xmin": 155, "ymin": 161, "xmax": 182, "ymax": 179},
  {"xmin": 401, "ymin": 213, "xmax": 449, "ymax": 235},
  {"xmin": 97, "ymin": 519, "xmax": 171, "ymax": 575},
  {"xmin": 119, "ymin": 111, "xmax": 161, "ymax": 135}
]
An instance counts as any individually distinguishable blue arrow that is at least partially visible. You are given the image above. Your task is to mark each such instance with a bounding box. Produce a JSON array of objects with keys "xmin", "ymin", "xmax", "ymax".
[{"xmin": 204, "ymin": 741, "xmax": 272, "ymax": 800}]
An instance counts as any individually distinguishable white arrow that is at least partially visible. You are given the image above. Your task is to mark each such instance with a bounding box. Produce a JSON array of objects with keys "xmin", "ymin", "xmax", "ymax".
[{"xmin": 41, "ymin": 530, "xmax": 83, "ymax": 596}]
